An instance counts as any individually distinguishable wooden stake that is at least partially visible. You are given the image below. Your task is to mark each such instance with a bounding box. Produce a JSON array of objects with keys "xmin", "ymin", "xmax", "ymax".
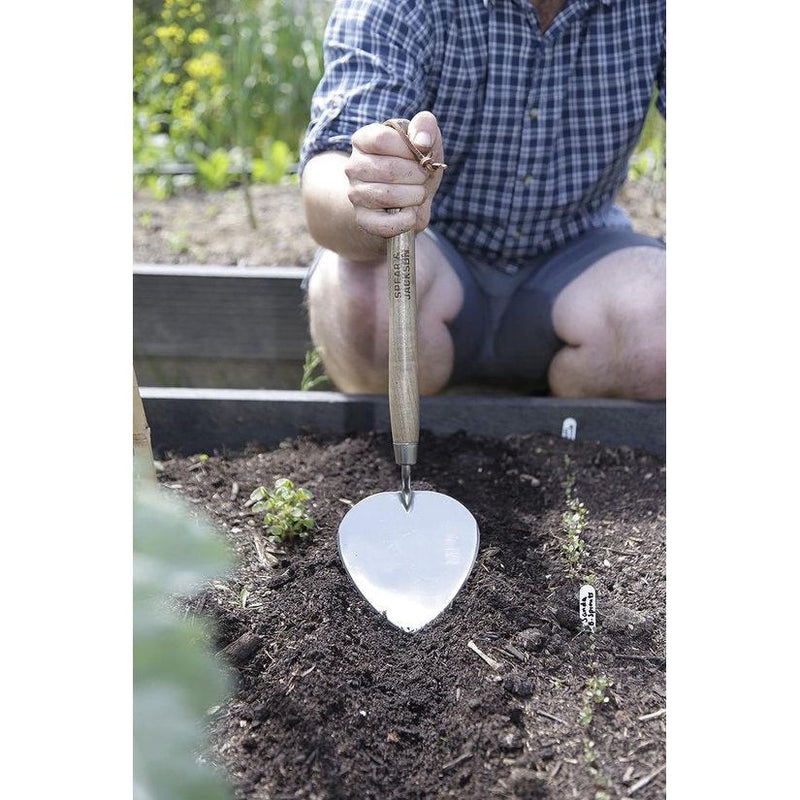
[{"xmin": 133, "ymin": 367, "xmax": 156, "ymax": 484}]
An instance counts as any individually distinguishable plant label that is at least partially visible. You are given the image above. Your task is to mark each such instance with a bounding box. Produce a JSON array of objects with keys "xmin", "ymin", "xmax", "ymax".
[
  {"xmin": 561, "ymin": 417, "xmax": 577, "ymax": 440},
  {"xmin": 579, "ymin": 584, "xmax": 596, "ymax": 632}
]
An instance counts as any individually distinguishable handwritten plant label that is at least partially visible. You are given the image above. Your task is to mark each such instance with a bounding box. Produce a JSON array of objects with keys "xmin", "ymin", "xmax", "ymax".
[
  {"xmin": 579, "ymin": 584, "xmax": 596, "ymax": 632},
  {"xmin": 561, "ymin": 417, "xmax": 577, "ymax": 440}
]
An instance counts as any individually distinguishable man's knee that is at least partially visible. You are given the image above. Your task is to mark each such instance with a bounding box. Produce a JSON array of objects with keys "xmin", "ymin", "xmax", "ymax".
[
  {"xmin": 550, "ymin": 246, "xmax": 665, "ymax": 398},
  {"xmin": 306, "ymin": 250, "xmax": 390, "ymax": 390}
]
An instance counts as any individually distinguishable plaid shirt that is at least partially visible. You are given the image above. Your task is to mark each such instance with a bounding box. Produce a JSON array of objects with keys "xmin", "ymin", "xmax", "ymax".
[{"xmin": 300, "ymin": 0, "xmax": 666, "ymax": 270}]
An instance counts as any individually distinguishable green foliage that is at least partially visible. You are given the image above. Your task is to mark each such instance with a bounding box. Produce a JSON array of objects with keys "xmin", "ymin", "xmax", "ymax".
[
  {"xmin": 250, "ymin": 478, "xmax": 315, "ymax": 543},
  {"xmin": 562, "ymin": 497, "xmax": 588, "ymax": 569},
  {"xmin": 561, "ymin": 457, "xmax": 589, "ymax": 575},
  {"xmin": 133, "ymin": 0, "xmax": 330, "ymax": 193},
  {"xmin": 133, "ymin": 462, "xmax": 233, "ymax": 800},
  {"xmin": 300, "ymin": 346, "xmax": 330, "ymax": 391},
  {"xmin": 630, "ymin": 92, "xmax": 666, "ymax": 182},
  {"xmin": 579, "ymin": 675, "xmax": 612, "ymax": 728}
]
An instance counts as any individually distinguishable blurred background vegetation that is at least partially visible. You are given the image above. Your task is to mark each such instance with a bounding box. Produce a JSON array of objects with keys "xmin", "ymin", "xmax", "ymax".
[
  {"xmin": 133, "ymin": 0, "xmax": 664, "ymax": 199},
  {"xmin": 133, "ymin": 0, "xmax": 332, "ymax": 198}
]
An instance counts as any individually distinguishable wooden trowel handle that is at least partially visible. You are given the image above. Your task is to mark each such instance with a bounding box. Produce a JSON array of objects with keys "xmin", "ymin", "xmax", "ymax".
[{"xmin": 387, "ymin": 220, "xmax": 419, "ymax": 467}]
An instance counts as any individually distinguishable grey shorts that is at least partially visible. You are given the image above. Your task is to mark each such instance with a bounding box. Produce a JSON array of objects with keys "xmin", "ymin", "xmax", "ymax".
[
  {"xmin": 428, "ymin": 225, "xmax": 666, "ymax": 392},
  {"xmin": 303, "ymin": 224, "xmax": 665, "ymax": 392}
]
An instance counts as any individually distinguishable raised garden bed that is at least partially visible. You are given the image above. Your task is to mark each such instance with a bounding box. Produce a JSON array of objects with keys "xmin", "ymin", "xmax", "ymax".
[
  {"xmin": 137, "ymin": 168, "xmax": 667, "ymax": 800},
  {"xmin": 161, "ymin": 428, "xmax": 666, "ymax": 799},
  {"xmin": 135, "ymin": 264, "xmax": 665, "ymax": 457}
]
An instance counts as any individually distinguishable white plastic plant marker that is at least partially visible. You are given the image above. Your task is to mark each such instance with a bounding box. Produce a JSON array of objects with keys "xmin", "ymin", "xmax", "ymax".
[
  {"xmin": 579, "ymin": 584, "xmax": 597, "ymax": 632},
  {"xmin": 561, "ymin": 417, "xmax": 578, "ymax": 440}
]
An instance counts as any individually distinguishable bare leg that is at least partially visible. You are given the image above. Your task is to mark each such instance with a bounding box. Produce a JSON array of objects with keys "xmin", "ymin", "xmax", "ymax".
[
  {"xmin": 306, "ymin": 232, "xmax": 463, "ymax": 395},
  {"xmin": 548, "ymin": 246, "xmax": 666, "ymax": 399}
]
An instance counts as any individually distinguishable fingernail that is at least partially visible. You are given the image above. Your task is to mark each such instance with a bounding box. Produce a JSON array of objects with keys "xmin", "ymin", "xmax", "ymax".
[{"xmin": 413, "ymin": 131, "xmax": 432, "ymax": 150}]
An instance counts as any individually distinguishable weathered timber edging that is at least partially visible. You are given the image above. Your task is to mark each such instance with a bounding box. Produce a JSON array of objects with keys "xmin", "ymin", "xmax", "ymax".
[
  {"xmin": 133, "ymin": 264, "xmax": 311, "ymax": 389},
  {"xmin": 140, "ymin": 387, "xmax": 665, "ymax": 456}
]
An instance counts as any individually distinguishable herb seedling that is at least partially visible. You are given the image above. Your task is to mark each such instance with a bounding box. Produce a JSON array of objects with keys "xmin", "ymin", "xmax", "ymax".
[
  {"xmin": 249, "ymin": 478, "xmax": 314, "ymax": 544},
  {"xmin": 579, "ymin": 675, "xmax": 612, "ymax": 728},
  {"xmin": 300, "ymin": 347, "xmax": 329, "ymax": 391}
]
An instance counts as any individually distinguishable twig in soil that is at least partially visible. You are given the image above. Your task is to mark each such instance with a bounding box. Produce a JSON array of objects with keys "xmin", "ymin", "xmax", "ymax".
[
  {"xmin": 615, "ymin": 652, "xmax": 666, "ymax": 668},
  {"xmin": 534, "ymin": 708, "xmax": 571, "ymax": 727},
  {"xmin": 549, "ymin": 761, "xmax": 562, "ymax": 779},
  {"xmin": 217, "ymin": 631, "xmax": 261, "ymax": 666},
  {"xmin": 440, "ymin": 751, "xmax": 473, "ymax": 774},
  {"xmin": 626, "ymin": 763, "xmax": 665, "ymax": 795},
  {"xmin": 637, "ymin": 708, "xmax": 666, "ymax": 721},
  {"xmin": 231, "ymin": 481, "xmax": 240, "ymax": 500},
  {"xmin": 497, "ymin": 643, "xmax": 526, "ymax": 662},
  {"xmin": 467, "ymin": 640, "xmax": 503, "ymax": 670}
]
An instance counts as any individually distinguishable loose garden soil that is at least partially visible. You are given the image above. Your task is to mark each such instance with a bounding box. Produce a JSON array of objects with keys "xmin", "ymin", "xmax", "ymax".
[
  {"xmin": 133, "ymin": 177, "xmax": 665, "ymax": 267},
  {"xmin": 160, "ymin": 429, "xmax": 666, "ymax": 799}
]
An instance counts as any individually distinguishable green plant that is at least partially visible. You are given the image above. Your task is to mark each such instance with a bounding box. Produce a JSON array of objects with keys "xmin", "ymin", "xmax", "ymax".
[
  {"xmin": 579, "ymin": 675, "xmax": 612, "ymax": 728},
  {"xmin": 133, "ymin": 0, "xmax": 331, "ymax": 195},
  {"xmin": 630, "ymin": 92, "xmax": 666, "ymax": 182},
  {"xmin": 133, "ymin": 458, "xmax": 233, "ymax": 799},
  {"xmin": 300, "ymin": 347, "xmax": 329, "ymax": 391},
  {"xmin": 249, "ymin": 478, "xmax": 315, "ymax": 543}
]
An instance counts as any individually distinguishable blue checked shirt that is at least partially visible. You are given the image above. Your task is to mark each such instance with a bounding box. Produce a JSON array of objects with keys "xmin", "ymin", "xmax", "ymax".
[{"xmin": 300, "ymin": 0, "xmax": 666, "ymax": 271}]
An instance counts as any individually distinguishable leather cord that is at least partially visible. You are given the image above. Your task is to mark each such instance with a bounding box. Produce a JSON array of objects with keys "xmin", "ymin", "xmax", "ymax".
[{"xmin": 383, "ymin": 118, "xmax": 447, "ymax": 173}]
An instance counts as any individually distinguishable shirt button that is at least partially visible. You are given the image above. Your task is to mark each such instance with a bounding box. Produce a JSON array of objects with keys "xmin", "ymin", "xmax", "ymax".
[
  {"xmin": 528, "ymin": 107, "xmax": 539, "ymax": 120},
  {"xmin": 512, "ymin": 228, "xmax": 522, "ymax": 238},
  {"xmin": 522, "ymin": 174, "xmax": 533, "ymax": 186}
]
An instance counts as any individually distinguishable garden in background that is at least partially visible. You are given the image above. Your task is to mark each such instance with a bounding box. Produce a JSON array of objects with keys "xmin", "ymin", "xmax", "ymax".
[{"xmin": 133, "ymin": 0, "xmax": 665, "ymax": 268}]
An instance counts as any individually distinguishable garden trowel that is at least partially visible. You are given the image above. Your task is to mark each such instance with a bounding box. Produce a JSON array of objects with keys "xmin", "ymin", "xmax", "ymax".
[{"xmin": 338, "ymin": 120, "xmax": 480, "ymax": 633}]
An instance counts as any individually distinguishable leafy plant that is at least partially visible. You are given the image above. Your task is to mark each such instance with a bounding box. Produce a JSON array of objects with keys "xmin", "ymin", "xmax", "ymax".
[
  {"xmin": 630, "ymin": 92, "xmax": 666, "ymax": 182},
  {"xmin": 133, "ymin": 0, "xmax": 331, "ymax": 194},
  {"xmin": 133, "ymin": 458, "xmax": 233, "ymax": 799},
  {"xmin": 249, "ymin": 478, "xmax": 315, "ymax": 544},
  {"xmin": 579, "ymin": 675, "xmax": 612, "ymax": 728},
  {"xmin": 300, "ymin": 346, "xmax": 329, "ymax": 391}
]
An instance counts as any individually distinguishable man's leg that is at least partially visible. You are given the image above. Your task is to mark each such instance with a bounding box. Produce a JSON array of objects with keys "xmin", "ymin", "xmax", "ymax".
[
  {"xmin": 548, "ymin": 245, "xmax": 666, "ymax": 399},
  {"xmin": 306, "ymin": 231, "xmax": 463, "ymax": 394}
]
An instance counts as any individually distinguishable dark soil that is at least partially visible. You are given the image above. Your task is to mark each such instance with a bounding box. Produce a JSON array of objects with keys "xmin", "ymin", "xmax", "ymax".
[
  {"xmin": 160, "ymin": 429, "xmax": 666, "ymax": 799},
  {"xmin": 133, "ymin": 177, "xmax": 665, "ymax": 267}
]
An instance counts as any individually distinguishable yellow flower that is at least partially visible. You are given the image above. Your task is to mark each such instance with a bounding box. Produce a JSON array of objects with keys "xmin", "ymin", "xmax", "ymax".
[
  {"xmin": 185, "ymin": 51, "xmax": 223, "ymax": 80},
  {"xmin": 163, "ymin": 72, "xmax": 179, "ymax": 85},
  {"xmin": 187, "ymin": 28, "xmax": 209, "ymax": 45},
  {"xmin": 155, "ymin": 24, "xmax": 185, "ymax": 44},
  {"xmin": 190, "ymin": 2, "xmax": 202, "ymax": 14}
]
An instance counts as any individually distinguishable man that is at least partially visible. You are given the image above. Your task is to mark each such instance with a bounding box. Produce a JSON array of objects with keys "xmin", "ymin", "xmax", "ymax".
[{"xmin": 299, "ymin": 0, "xmax": 666, "ymax": 398}]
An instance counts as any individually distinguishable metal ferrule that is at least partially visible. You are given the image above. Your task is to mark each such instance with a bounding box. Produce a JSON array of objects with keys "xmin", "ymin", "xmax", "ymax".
[{"xmin": 393, "ymin": 443, "xmax": 418, "ymax": 466}]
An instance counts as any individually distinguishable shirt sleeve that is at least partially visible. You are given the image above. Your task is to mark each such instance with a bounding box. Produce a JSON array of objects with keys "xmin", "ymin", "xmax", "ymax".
[{"xmin": 298, "ymin": 0, "xmax": 434, "ymax": 177}]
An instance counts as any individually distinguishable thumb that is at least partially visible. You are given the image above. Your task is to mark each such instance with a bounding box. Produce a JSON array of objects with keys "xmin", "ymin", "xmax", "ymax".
[{"xmin": 408, "ymin": 110, "xmax": 440, "ymax": 154}]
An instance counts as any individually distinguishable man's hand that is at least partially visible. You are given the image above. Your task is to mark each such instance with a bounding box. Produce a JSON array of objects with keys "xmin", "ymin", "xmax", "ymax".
[{"xmin": 345, "ymin": 111, "xmax": 444, "ymax": 239}]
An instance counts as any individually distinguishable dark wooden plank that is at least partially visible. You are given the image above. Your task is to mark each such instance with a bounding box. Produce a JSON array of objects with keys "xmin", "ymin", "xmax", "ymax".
[
  {"xmin": 133, "ymin": 265, "xmax": 312, "ymax": 361},
  {"xmin": 133, "ymin": 355, "xmax": 305, "ymax": 390},
  {"xmin": 141, "ymin": 388, "xmax": 665, "ymax": 456}
]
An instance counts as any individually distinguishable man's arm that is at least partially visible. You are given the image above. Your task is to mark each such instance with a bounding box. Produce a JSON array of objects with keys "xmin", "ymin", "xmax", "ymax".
[{"xmin": 301, "ymin": 111, "xmax": 444, "ymax": 262}]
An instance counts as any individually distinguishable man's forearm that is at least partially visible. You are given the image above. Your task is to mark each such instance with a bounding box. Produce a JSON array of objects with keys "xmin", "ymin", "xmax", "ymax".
[{"xmin": 301, "ymin": 151, "xmax": 387, "ymax": 262}]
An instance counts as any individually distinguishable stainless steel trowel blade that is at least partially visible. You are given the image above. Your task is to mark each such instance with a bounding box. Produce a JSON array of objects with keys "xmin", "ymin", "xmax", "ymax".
[{"xmin": 338, "ymin": 490, "xmax": 480, "ymax": 633}]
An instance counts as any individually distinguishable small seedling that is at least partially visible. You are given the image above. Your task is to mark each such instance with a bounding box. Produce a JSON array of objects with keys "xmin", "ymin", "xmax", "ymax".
[
  {"xmin": 562, "ymin": 496, "xmax": 588, "ymax": 570},
  {"xmin": 300, "ymin": 347, "xmax": 329, "ymax": 391},
  {"xmin": 249, "ymin": 478, "xmax": 314, "ymax": 544},
  {"xmin": 579, "ymin": 675, "xmax": 612, "ymax": 728}
]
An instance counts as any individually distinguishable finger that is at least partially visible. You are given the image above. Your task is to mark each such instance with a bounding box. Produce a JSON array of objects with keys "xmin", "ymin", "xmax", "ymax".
[
  {"xmin": 352, "ymin": 122, "xmax": 419, "ymax": 159},
  {"xmin": 354, "ymin": 206, "xmax": 418, "ymax": 239},
  {"xmin": 407, "ymin": 110, "xmax": 442, "ymax": 158},
  {"xmin": 348, "ymin": 181, "xmax": 426, "ymax": 211},
  {"xmin": 345, "ymin": 152, "xmax": 429, "ymax": 185}
]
